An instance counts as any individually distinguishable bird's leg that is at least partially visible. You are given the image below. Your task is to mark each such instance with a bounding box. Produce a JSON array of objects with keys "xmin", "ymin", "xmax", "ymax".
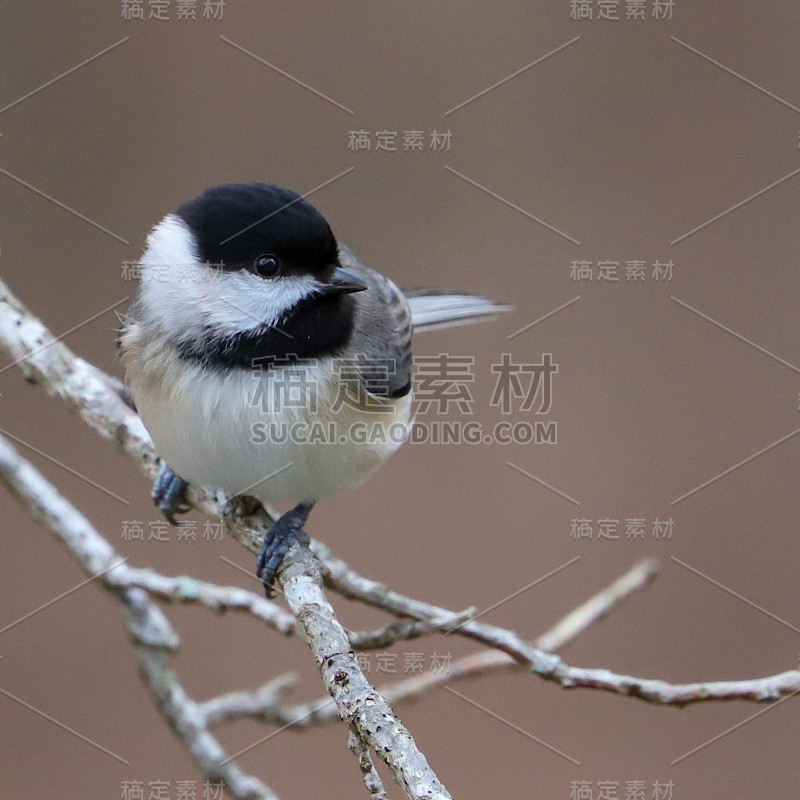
[
  {"xmin": 152, "ymin": 460, "xmax": 191, "ymax": 524},
  {"xmin": 257, "ymin": 502, "xmax": 314, "ymax": 597}
]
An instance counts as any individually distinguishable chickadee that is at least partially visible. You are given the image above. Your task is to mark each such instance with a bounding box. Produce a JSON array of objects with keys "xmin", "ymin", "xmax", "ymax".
[{"xmin": 119, "ymin": 183, "xmax": 508, "ymax": 594}]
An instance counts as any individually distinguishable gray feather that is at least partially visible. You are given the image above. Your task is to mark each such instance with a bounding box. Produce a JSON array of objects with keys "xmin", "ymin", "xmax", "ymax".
[
  {"xmin": 338, "ymin": 244, "xmax": 510, "ymax": 396},
  {"xmin": 405, "ymin": 292, "xmax": 512, "ymax": 331}
]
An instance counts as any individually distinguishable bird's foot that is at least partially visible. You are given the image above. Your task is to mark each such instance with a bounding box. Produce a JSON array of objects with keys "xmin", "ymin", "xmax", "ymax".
[
  {"xmin": 152, "ymin": 461, "xmax": 191, "ymax": 524},
  {"xmin": 257, "ymin": 503, "xmax": 313, "ymax": 597}
]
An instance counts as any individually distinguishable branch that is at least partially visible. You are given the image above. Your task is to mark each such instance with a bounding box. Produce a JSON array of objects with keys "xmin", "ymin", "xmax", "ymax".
[
  {"xmin": 199, "ymin": 674, "xmax": 298, "ymax": 727},
  {"xmin": 318, "ymin": 543, "xmax": 800, "ymax": 706},
  {"xmin": 348, "ymin": 731, "xmax": 389, "ymax": 800},
  {"xmin": 315, "ymin": 540, "xmax": 565, "ymax": 669},
  {"xmin": 280, "ymin": 556, "xmax": 798, "ymax": 721},
  {"xmin": 357, "ymin": 558, "xmax": 665, "ymax": 707},
  {"xmin": 347, "ymin": 607, "xmax": 477, "ymax": 650},
  {"xmin": 536, "ymin": 556, "xmax": 659, "ymax": 652},
  {"xmin": 0, "ymin": 276, "xmax": 453, "ymax": 799},
  {"xmin": 279, "ymin": 544, "xmax": 452, "ymax": 798},
  {"xmin": 120, "ymin": 567, "xmax": 295, "ymax": 634},
  {"xmin": 3, "ymin": 275, "xmax": 798, "ymax": 708},
  {"xmin": 2, "ymin": 272, "xmax": 800, "ymax": 798},
  {"xmin": 0, "ymin": 434, "xmax": 277, "ymax": 800}
]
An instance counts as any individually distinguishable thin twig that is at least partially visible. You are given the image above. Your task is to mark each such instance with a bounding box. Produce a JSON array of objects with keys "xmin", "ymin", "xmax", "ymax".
[
  {"xmin": 364, "ymin": 558, "xmax": 664, "ymax": 705},
  {"xmin": 348, "ymin": 731, "xmax": 389, "ymax": 800},
  {"xmin": 347, "ymin": 607, "xmax": 477, "ymax": 650},
  {"xmin": 317, "ymin": 543, "xmax": 800, "ymax": 705},
  {"xmin": 536, "ymin": 557, "xmax": 659, "ymax": 652},
  {"xmin": 200, "ymin": 674, "xmax": 298, "ymax": 726},
  {"xmin": 120, "ymin": 567, "xmax": 295, "ymax": 634}
]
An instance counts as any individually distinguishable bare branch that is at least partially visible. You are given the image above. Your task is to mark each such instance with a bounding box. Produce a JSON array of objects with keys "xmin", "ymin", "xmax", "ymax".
[
  {"xmin": 348, "ymin": 731, "xmax": 389, "ymax": 800},
  {"xmin": 370, "ymin": 649, "xmax": 800, "ymax": 708},
  {"xmin": 318, "ymin": 543, "xmax": 800, "ymax": 705},
  {"xmin": 536, "ymin": 557, "xmax": 660, "ymax": 652},
  {"xmin": 2, "ymin": 271, "xmax": 800, "ymax": 799},
  {"xmin": 370, "ymin": 558, "xmax": 664, "ymax": 705},
  {"xmin": 200, "ymin": 674, "xmax": 298, "ymax": 726},
  {"xmin": 0, "ymin": 434, "xmax": 278, "ymax": 800},
  {"xmin": 0, "ymin": 276, "xmax": 454, "ymax": 800},
  {"xmin": 347, "ymin": 607, "xmax": 476, "ymax": 650},
  {"xmin": 315, "ymin": 540, "xmax": 561, "ymax": 669},
  {"xmin": 278, "ymin": 545, "xmax": 452, "ymax": 799},
  {"xmin": 119, "ymin": 567, "xmax": 295, "ymax": 635}
]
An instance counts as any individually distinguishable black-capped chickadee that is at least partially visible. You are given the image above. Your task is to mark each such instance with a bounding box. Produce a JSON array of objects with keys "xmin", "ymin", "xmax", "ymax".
[{"xmin": 119, "ymin": 183, "xmax": 508, "ymax": 594}]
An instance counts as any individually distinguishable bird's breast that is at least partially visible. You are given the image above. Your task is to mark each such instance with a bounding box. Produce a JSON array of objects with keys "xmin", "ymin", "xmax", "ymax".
[{"xmin": 126, "ymin": 341, "xmax": 412, "ymax": 504}]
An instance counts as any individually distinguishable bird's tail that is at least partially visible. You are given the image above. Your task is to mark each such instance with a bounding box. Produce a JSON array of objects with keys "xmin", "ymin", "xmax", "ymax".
[{"xmin": 404, "ymin": 289, "xmax": 512, "ymax": 332}]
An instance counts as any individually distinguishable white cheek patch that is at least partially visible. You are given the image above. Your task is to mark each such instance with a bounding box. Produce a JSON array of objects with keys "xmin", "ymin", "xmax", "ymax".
[
  {"xmin": 138, "ymin": 214, "xmax": 321, "ymax": 338},
  {"xmin": 204, "ymin": 269, "xmax": 320, "ymax": 333}
]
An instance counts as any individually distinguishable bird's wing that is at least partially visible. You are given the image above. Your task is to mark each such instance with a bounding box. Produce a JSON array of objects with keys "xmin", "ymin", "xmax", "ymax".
[
  {"xmin": 338, "ymin": 244, "xmax": 414, "ymax": 398},
  {"xmin": 338, "ymin": 244, "xmax": 512, "ymax": 398}
]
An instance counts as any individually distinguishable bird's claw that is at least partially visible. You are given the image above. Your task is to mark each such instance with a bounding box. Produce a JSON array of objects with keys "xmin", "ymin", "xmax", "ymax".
[
  {"xmin": 257, "ymin": 504, "xmax": 312, "ymax": 597},
  {"xmin": 152, "ymin": 461, "xmax": 191, "ymax": 524}
]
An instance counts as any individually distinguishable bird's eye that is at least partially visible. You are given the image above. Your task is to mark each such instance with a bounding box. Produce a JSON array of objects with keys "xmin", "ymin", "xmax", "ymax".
[{"xmin": 253, "ymin": 254, "xmax": 280, "ymax": 278}]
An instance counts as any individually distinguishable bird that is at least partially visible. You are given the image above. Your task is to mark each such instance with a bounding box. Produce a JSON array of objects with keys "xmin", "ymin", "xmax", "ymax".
[{"xmin": 119, "ymin": 182, "xmax": 509, "ymax": 595}]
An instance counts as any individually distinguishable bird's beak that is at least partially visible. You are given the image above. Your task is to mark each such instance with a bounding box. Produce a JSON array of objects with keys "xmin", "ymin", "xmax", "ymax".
[{"xmin": 321, "ymin": 266, "xmax": 368, "ymax": 295}]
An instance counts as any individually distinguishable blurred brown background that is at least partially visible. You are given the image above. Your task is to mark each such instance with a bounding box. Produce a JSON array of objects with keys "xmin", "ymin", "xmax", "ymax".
[{"xmin": 1, "ymin": 2, "xmax": 799, "ymax": 798}]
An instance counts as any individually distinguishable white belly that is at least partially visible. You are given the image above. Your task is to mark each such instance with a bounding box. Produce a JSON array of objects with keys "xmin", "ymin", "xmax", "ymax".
[{"xmin": 130, "ymin": 353, "xmax": 411, "ymax": 505}]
